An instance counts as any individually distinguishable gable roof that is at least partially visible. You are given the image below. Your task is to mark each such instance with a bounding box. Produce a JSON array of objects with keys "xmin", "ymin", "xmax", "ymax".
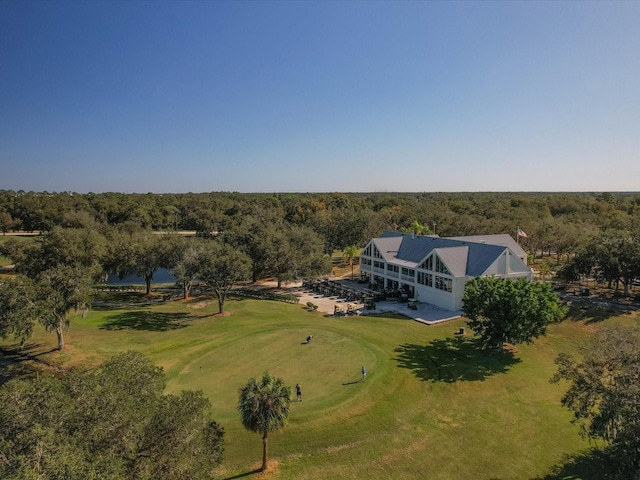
[
  {"xmin": 447, "ymin": 234, "xmax": 527, "ymax": 259},
  {"xmin": 433, "ymin": 246, "xmax": 468, "ymax": 277},
  {"xmin": 373, "ymin": 231, "xmax": 519, "ymax": 277},
  {"xmin": 371, "ymin": 235, "xmax": 403, "ymax": 263}
]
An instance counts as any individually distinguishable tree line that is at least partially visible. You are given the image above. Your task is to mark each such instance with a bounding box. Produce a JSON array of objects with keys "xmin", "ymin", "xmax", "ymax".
[{"xmin": 1, "ymin": 190, "xmax": 640, "ymax": 257}]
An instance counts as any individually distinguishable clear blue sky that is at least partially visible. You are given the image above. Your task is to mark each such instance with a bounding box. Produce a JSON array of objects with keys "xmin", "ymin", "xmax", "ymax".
[{"xmin": 1, "ymin": 1, "xmax": 639, "ymax": 193}]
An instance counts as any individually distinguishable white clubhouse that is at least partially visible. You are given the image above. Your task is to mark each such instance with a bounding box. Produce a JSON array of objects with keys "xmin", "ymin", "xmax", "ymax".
[{"xmin": 359, "ymin": 232, "xmax": 532, "ymax": 311}]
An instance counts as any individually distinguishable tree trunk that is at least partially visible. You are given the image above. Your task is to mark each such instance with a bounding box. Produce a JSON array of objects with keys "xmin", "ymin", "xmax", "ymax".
[
  {"xmin": 261, "ymin": 430, "xmax": 268, "ymax": 472},
  {"xmin": 56, "ymin": 322, "xmax": 64, "ymax": 350},
  {"xmin": 183, "ymin": 282, "xmax": 189, "ymax": 300},
  {"xmin": 145, "ymin": 274, "xmax": 152, "ymax": 296},
  {"xmin": 351, "ymin": 263, "xmax": 354, "ymax": 280},
  {"xmin": 215, "ymin": 290, "xmax": 224, "ymax": 314}
]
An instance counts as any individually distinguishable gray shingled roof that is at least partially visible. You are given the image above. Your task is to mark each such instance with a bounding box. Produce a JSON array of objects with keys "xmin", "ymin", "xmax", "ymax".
[
  {"xmin": 375, "ymin": 232, "xmax": 512, "ymax": 277},
  {"xmin": 448, "ymin": 234, "xmax": 527, "ymax": 259},
  {"xmin": 433, "ymin": 246, "xmax": 468, "ymax": 277},
  {"xmin": 372, "ymin": 236, "xmax": 402, "ymax": 263}
]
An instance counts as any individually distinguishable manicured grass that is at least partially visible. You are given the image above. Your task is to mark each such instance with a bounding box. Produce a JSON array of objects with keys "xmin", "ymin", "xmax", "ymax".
[{"xmin": 2, "ymin": 294, "xmax": 637, "ymax": 479}]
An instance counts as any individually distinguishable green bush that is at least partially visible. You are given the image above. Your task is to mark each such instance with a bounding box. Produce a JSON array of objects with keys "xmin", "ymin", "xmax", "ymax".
[{"xmin": 233, "ymin": 289, "xmax": 299, "ymax": 304}]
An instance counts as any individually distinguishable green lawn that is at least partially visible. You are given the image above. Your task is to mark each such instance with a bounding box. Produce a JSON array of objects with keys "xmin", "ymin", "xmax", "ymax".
[{"xmin": 2, "ymin": 294, "xmax": 636, "ymax": 479}]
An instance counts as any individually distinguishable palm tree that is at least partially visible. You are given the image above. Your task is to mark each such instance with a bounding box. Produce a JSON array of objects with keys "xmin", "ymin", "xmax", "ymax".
[
  {"xmin": 238, "ymin": 372, "xmax": 291, "ymax": 472},
  {"xmin": 342, "ymin": 245, "xmax": 359, "ymax": 280},
  {"xmin": 399, "ymin": 220, "xmax": 431, "ymax": 236},
  {"xmin": 538, "ymin": 263, "xmax": 552, "ymax": 282}
]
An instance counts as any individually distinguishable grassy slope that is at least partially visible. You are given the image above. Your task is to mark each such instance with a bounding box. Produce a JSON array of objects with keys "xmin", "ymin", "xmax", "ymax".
[{"xmin": 2, "ymin": 295, "xmax": 636, "ymax": 479}]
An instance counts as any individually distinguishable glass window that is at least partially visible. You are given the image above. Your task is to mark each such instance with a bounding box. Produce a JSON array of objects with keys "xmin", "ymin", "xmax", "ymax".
[
  {"xmin": 420, "ymin": 255, "xmax": 433, "ymax": 270},
  {"xmin": 435, "ymin": 256, "xmax": 451, "ymax": 275},
  {"xmin": 435, "ymin": 276, "xmax": 452, "ymax": 292},
  {"xmin": 417, "ymin": 272, "xmax": 433, "ymax": 287}
]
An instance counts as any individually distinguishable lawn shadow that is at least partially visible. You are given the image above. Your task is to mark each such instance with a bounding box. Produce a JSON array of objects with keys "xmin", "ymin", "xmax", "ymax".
[
  {"xmin": 91, "ymin": 303, "xmax": 150, "ymax": 311},
  {"xmin": 342, "ymin": 380, "xmax": 362, "ymax": 386},
  {"xmin": 535, "ymin": 448, "xmax": 615, "ymax": 480},
  {"xmin": 565, "ymin": 304, "xmax": 626, "ymax": 324},
  {"xmin": 100, "ymin": 311, "xmax": 194, "ymax": 331},
  {"xmin": 223, "ymin": 467, "xmax": 262, "ymax": 479},
  {"xmin": 394, "ymin": 336, "xmax": 521, "ymax": 382},
  {"xmin": 1, "ymin": 342, "xmax": 46, "ymax": 357},
  {"xmin": 0, "ymin": 343, "xmax": 61, "ymax": 385}
]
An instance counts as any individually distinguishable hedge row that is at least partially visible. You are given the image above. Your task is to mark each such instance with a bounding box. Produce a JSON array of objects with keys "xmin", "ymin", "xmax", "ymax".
[{"xmin": 232, "ymin": 289, "xmax": 299, "ymax": 304}]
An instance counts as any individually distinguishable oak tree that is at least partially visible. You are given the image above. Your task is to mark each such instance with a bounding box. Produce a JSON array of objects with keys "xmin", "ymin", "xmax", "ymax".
[
  {"xmin": 552, "ymin": 325, "xmax": 640, "ymax": 476},
  {"xmin": 462, "ymin": 277, "xmax": 566, "ymax": 350},
  {"xmin": 0, "ymin": 351, "xmax": 224, "ymax": 480}
]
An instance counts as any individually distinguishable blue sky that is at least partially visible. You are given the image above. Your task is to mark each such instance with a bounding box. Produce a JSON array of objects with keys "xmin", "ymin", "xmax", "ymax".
[{"xmin": 1, "ymin": 1, "xmax": 639, "ymax": 193}]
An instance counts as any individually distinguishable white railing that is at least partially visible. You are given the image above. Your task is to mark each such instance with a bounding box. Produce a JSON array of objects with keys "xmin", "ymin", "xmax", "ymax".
[{"xmin": 401, "ymin": 274, "xmax": 415, "ymax": 282}]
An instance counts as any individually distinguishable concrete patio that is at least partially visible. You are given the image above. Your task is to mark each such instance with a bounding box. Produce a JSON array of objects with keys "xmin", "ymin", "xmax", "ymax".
[{"xmin": 288, "ymin": 278, "xmax": 462, "ymax": 325}]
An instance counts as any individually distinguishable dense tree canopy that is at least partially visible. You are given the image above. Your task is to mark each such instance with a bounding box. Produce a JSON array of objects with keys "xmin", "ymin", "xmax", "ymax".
[
  {"xmin": 199, "ymin": 242, "xmax": 251, "ymax": 313},
  {"xmin": 2, "ymin": 191, "xmax": 639, "ymax": 259},
  {"xmin": 0, "ymin": 275, "xmax": 38, "ymax": 345},
  {"xmin": 169, "ymin": 236, "xmax": 207, "ymax": 299},
  {"xmin": 0, "ymin": 351, "xmax": 224, "ymax": 480},
  {"xmin": 105, "ymin": 229, "xmax": 174, "ymax": 295},
  {"xmin": 552, "ymin": 325, "xmax": 640, "ymax": 476},
  {"xmin": 35, "ymin": 266, "xmax": 95, "ymax": 350},
  {"xmin": 562, "ymin": 228, "xmax": 640, "ymax": 295},
  {"xmin": 0, "ymin": 227, "xmax": 108, "ymax": 350},
  {"xmin": 462, "ymin": 277, "xmax": 567, "ymax": 350}
]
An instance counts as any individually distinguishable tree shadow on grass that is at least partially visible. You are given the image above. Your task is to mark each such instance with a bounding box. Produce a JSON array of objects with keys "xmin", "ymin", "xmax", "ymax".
[
  {"xmin": 0, "ymin": 347, "xmax": 32, "ymax": 386},
  {"xmin": 535, "ymin": 449, "xmax": 616, "ymax": 480},
  {"xmin": 394, "ymin": 336, "xmax": 521, "ymax": 382},
  {"xmin": 100, "ymin": 311, "xmax": 194, "ymax": 331},
  {"xmin": 565, "ymin": 304, "xmax": 626, "ymax": 324},
  {"xmin": 0, "ymin": 343, "xmax": 61, "ymax": 386},
  {"xmin": 223, "ymin": 467, "xmax": 263, "ymax": 479}
]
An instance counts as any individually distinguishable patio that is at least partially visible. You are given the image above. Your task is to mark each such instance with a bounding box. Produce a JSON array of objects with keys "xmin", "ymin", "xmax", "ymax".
[{"xmin": 292, "ymin": 278, "xmax": 462, "ymax": 325}]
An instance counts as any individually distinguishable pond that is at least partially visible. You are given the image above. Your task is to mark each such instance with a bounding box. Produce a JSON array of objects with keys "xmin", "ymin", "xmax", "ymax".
[{"xmin": 105, "ymin": 268, "xmax": 176, "ymax": 285}]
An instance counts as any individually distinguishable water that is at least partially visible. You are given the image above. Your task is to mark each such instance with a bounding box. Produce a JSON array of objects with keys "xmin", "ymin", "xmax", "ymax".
[{"xmin": 105, "ymin": 268, "xmax": 176, "ymax": 285}]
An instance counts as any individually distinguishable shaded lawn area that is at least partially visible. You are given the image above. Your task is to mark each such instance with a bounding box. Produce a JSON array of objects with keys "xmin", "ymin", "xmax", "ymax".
[
  {"xmin": 565, "ymin": 303, "xmax": 634, "ymax": 324},
  {"xmin": 536, "ymin": 449, "xmax": 617, "ymax": 480},
  {"xmin": 395, "ymin": 336, "xmax": 521, "ymax": 382},
  {"xmin": 93, "ymin": 290, "xmax": 162, "ymax": 304},
  {"xmin": 99, "ymin": 311, "xmax": 197, "ymax": 331}
]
